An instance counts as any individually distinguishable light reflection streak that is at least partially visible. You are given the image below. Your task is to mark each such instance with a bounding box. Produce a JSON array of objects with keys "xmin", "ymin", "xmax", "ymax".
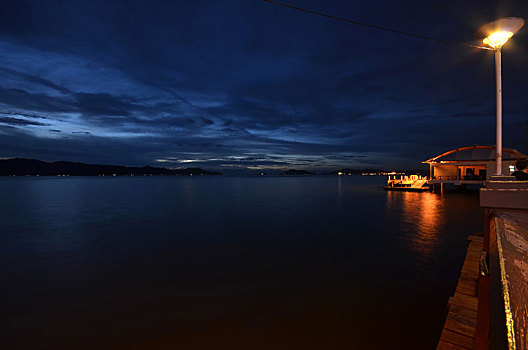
[
  {"xmin": 336, "ymin": 176, "xmax": 343, "ymax": 207},
  {"xmin": 386, "ymin": 191, "xmax": 445, "ymax": 259}
]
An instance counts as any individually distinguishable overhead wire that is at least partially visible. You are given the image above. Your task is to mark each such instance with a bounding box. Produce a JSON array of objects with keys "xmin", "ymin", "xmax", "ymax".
[{"xmin": 263, "ymin": 0, "xmax": 492, "ymax": 51}]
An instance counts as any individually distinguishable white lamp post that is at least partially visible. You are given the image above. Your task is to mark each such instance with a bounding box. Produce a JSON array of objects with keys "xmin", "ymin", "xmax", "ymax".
[{"xmin": 476, "ymin": 17, "xmax": 524, "ymax": 176}]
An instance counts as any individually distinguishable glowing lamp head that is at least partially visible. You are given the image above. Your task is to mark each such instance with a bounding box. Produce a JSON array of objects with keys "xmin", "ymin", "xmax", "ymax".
[
  {"xmin": 476, "ymin": 17, "xmax": 524, "ymax": 49},
  {"xmin": 483, "ymin": 31, "xmax": 513, "ymax": 49}
]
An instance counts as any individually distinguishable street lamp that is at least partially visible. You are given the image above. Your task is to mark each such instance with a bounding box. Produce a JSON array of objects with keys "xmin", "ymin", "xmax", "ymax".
[{"xmin": 476, "ymin": 17, "xmax": 524, "ymax": 176}]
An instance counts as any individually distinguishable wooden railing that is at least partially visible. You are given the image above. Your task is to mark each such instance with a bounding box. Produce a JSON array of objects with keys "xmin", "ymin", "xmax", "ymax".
[
  {"xmin": 478, "ymin": 180, "xmax": 528, "ymax": 350},
  {"xmin": 432, "ymin": 175, "xmax": 486, "ymax": 181}
]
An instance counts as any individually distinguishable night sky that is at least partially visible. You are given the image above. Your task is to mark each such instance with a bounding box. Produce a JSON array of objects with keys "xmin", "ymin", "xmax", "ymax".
[{"xmin": 1, "ymin": 0, "xmax": 527, "ymax": 173}]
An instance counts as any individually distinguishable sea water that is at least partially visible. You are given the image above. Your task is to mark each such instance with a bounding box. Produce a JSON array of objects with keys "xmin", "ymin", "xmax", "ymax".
[{"xmin": 0, "ymin": 176, "xmax": 482, "ymax": 349}]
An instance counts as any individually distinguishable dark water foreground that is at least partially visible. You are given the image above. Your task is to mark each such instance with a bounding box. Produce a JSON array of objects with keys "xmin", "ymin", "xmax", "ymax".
[{"xmin": 0, "ymin": 176, "xmax": 483, "ymax": 349}]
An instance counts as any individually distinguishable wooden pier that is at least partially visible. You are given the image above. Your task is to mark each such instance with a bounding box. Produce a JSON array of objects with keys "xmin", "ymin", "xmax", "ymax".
[{"xmin": 437, "ymin": 234, "xmax": 484, "ymax": 350}]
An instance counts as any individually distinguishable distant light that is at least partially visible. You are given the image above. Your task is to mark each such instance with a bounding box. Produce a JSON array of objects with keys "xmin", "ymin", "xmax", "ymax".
[
  {"xmin": 483, "ymin": 31, "xmax": 513, "ymax": 49},
  {"xmin": 509, "ymin": 165, "xmax": 515, "ymax": 172}
]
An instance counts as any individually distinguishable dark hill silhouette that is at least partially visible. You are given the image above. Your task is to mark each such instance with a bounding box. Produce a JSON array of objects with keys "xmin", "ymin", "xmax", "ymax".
[{"xmin": 0, "ymin": 158, "xmax": 222, "ymax": 176}]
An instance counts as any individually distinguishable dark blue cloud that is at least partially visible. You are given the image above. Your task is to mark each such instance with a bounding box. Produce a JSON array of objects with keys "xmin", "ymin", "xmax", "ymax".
[
  {"xmin": 0, "ymin": 0, "xmax": 528, "ymax": 172},
  {"xmin": 0, "ymin": 116, "xmax": 49, "ymax": 126}
]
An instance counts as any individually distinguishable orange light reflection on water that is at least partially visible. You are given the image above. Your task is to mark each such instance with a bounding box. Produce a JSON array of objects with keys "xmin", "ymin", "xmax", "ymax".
[{"xmin": 386, "ymin": 191, "xmax": 445, "ymax": 259}]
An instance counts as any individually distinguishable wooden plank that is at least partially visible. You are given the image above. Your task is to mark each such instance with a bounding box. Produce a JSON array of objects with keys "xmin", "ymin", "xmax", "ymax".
[
  {"xmin": 458, "ymin": 269, "xmax": 478, "ymax": 284},
  {"xmin": 468, "ymin": 234, "xmax": 484, "ymax": 242},
  {"xmin": 468, "ymin": 240, "xmax": 483, "ymax": 246},
  {"xmin": 467, "ymin": 250, "xmax": 482, "ymax": 256},
  {"xmin": 468, "ymin": 234, "xmax": 484, "ymax": 241},
  {"xmin": 465, "ymin": 248, "xmax": 481, "ymax": 259},
  {"xmin": 461, "ymin": 259, "xmax": 479, "ymax": 274},
  {"xmin": 467, "ymin": 247, "xmax": 483, "ymax": 256},
  {"xmin": 449, "ymin": 304, "xmax": 478, "ymax": 320},
  {"xmin": 437, "ymin": 340, "xmax": 470, "ymax": 350},
  {"xmin": 464, "ymin": 254, "xmax": 480, "ymax": 263},
  {"xmin": 468, "ymin": 239, "xmax": 483, "ymax": 246},
  {"xmin": 444, "ymin": 318, "xmax": 476, "ymax": 338},
  {"xmin": 468, "ymin": 247, "xmax": 483, "ymax": 255},
  {"xmin": 459, "ymin": 270, "xmax": 479, "ymax": 282},
  {"xmin": 461, "ymin": 264, "xmax": 479, "ymax": 276},
  {"xmin": 444, "ymin": 308, "xmax": 477, "ymax": 338},
  {"xmin": 466, "ymin": 250, "xmax": 483, "ymax": 259},
  {"xmin": 455, "ymin": 278, "xmax": 478, "ymax": 296},
  {"xmin": 438, "ymin": 328, "xmax": 474, "ymax": 349},
  {"xmin": 467, "ymin": 245, "xmax": 484, "ymax": 253},
  {"xmin": 460, "ymin": 271, "xmax": 479, "ymax": 281},
  {"xmin": 450, "ymin": 292, "xmax": 478, "ymax": 311},
  {"xmin": 464, "ymin": 255, "xmax": 480, "ymax": 265},
  {"xmin": 464, "ymin": 249, "xmax": 480, "ymax": 259}
]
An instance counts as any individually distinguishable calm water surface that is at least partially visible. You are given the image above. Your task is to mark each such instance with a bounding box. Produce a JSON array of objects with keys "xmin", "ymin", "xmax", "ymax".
[{"xmin": 0, "ymin": 176, "xmax": 482, "ymax": 349}]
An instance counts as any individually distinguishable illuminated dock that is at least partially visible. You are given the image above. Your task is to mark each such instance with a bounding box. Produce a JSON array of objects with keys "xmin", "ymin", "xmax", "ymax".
[{"xmin": 384, "ymin": 174, "xmax": 430, "ymax": 191}]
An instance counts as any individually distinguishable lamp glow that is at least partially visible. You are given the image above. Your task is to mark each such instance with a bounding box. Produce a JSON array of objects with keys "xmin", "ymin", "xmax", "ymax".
[
  {"xmin": 477, "ymin": 17, "xmax": 524, "ymax": 50},
  {"xmin": 483, "ymin": 31, "xmax": 513, "ymax": 49}
]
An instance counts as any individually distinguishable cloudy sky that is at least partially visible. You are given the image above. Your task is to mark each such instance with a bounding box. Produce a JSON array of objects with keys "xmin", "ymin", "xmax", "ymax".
[{"xmin": 0, "ymin": 0, "xmax": 527, "ymax": 173}]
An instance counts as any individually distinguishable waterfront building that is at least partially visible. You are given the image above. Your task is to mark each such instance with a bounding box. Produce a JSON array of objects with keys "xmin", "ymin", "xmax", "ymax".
[{"xmin": 423, "ymin": 145, "xmax": 527, "ymax": 187}]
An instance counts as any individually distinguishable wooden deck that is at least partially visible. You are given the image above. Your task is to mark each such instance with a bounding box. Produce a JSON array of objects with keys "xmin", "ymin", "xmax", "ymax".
[{"xmin": 437, "ymin": 234, "xmax": 484, "ymax": 350}]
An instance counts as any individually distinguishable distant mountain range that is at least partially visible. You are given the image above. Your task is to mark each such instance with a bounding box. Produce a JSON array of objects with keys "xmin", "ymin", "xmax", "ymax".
[
  {"xmin": 0, "ymin": 158, "xmax": 427, "ymax": 177},
  {"xmin": 0, "ymin": 158, "xmax": 222, "ymax": 176}
]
